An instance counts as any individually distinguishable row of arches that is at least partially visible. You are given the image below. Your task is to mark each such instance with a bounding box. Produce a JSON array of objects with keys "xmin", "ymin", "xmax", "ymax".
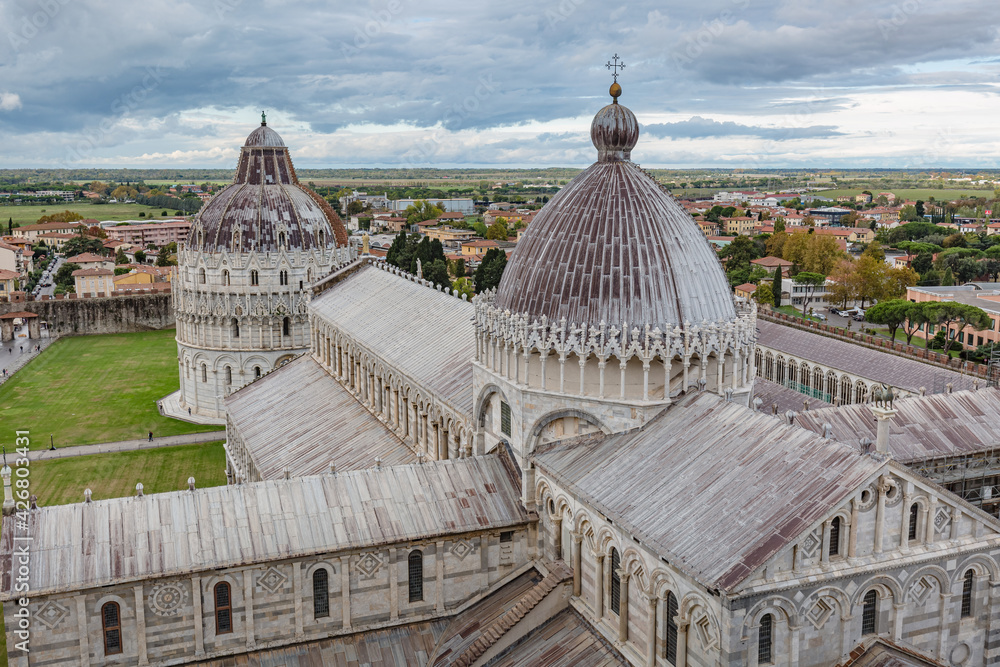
[
  {"xmin": 312, "ymin": 320, "xmax": 473, "ymax": 461},
  {"xmin": 536, "ymin": 478, "xmax": 720, "ymax": 666},
  {"xmin": 479, "ymin": 335, "xmax": 752, "ymax": 402},
  {"xmin": 177, "ymin": 313, "xmax": 305, "ymax": 352},
  {"xmin": 755, "ymin": 348, "xmax": 888, "ymax": 406}
]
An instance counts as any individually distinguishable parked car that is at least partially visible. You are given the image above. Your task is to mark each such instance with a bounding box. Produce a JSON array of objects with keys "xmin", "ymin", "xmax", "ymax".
[
  {"xmin": 816, "ymin": 313, "xmax": 828, "ymax": 321},
  {"xmin": 829, "ymin": 307, "xmax": 840, "ymax": 315},
  {"xmin": 853, "ymin": 314, "xmax": 865, "ymax": 322}
]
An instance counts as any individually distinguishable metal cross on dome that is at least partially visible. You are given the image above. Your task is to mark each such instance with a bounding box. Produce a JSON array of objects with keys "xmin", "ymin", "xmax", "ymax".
[{"xmin": 605, "ymin": 54, "xmax": 626, "ymax": 83}]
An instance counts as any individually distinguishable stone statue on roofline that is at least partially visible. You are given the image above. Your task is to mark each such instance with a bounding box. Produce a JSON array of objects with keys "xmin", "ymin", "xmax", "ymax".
[{"xmin": 870, "ymin": 382, "xmax": 895, "ymax": 409}]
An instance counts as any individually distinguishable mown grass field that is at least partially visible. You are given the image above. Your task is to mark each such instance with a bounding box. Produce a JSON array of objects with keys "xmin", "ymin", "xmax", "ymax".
[
  {"xmin": 813, "ymin": 188, "xmax": 993, "ymax": 201},
  {"xmin": 0, "ymin": 201, "xmax": 173, "ymax": 227},
  {"xmin": 0, "ymin": 330, "xmax": 220, "ymax": 447},
  {"xmin": 28, "ymin": 441, "xmax": 226, "ymax": 506}
]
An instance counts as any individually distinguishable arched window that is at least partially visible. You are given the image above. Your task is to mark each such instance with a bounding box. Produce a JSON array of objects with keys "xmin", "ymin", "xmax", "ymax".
[
  {"xmin": 610, "ymin": 547, "xmax": 621, "ymax": 615},
  {"xmin": 280, "ymin": 270, "xmax": 288, "ymax": 286},
  {"xmin": 215, "ymin": 582, "xmax": 233, "ymax": 634},
  {"xmin": 254, "ymin": 366, "xmax": 261, "ymax": 379},
  {"xmin": 102, "ymin": 601, "xmax": 122, "ymax": 656},
  {"xmin": 199, "ymin": 267, "xmax": 206, "ymax": 284},
  {"xmin": 829, "ymin": 517, "xmax": 841, "ymax": 557},
  {"xmin": 201, "ymin": 364, "xmax": 207, "ymax": 383},
  {"xmin": 250, "ymin": 269, "xmax": 259, "ymax": 286},
  {"xmin": 318, "ymin": 230, "xmax": 325, "ymax": 247},
  {"xmin": 279, "ymin": 232, "xmax": 286, "ymax": 248},
  {"xmin": 758, "ymin": 613, "xmax": 773, "ymax": 664},
  {"xmin": 299, "ymin": 279, "xmax": 304, "ymax": 290},
  {"xmin": 307, "ymin": 268, "xmax": 313, "ymax": 282},
  {"xmin": 861, "ymin": 590, "xmax": 878, "ymax": 635},
  {"xmin": 313, "ymin": 569, "xmax": 330, "ymax": 619},
  {"xmin": 962, "ymin": 570, "xmax": 975, "ymax": 618},
  {"xmin": 225, "ymin": 366, "xmax": 232, "ymax": 385},
  {"xmin": 408, "ymin": 550, "xmax": 424, "ymax": 602},
  {"xmin": 665, "ymin": 592, "xmax": 678, "ymax": 664},
  {"xmin": 223, "ymin": 269, "xmax": 230, "ymax": 286},
  {"xmin": 283, "ymin": 317, "xmax": 290, "ymax": 337},
  {"xmin": 908, "ymin": 503, "xmax": 919, "ymax": 541},
  {"xmin": 232, "ymin": 318, "xmax": 240, "ymax": 338}
]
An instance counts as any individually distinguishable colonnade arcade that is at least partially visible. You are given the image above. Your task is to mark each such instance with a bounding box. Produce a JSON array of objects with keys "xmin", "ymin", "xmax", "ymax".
[
  {"xmin": 755, "ymin": 346, "xmax": 904, "ymax": 406},
  {"xmin": 535, "ymin": 477, "xmax": 720, "ymax": 667},
  {"xmin": 311, "ymin": 320, "xmax": 472, "ymax": 461}
]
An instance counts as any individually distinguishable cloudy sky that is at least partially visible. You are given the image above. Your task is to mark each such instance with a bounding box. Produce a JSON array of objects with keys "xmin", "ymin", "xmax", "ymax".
[{"xmin": 1, "ymin": 0, "xmax": 1000, "ymax": 168}]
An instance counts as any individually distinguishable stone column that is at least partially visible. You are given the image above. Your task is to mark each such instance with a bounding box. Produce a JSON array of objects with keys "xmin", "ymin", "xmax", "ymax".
[
  {"xmin": 619, "ymin": 571, "xmax": 630, "ymax": 642},
  {"xmin": 436, "ymin": 541, "xmax": 446, "ymax": 613},
  {"xmin": 244, "ymin": 570, "xmax": 256, "ymax": 649},
  {"xmin": 893, "ymin": 602, "xmax": 905, "ymax": 642},
  {"xmin": 950, "ymin": 506, "xmax": 961, "ymax": 540},
  {"xmin": 848, "ymin": 498, "xmax": 859, "ymax": 558},
  {"xmin": 192, "ymin": 575, "xmax": 204, "ymax": 656},
  {"xmin": 874, "ymin": 476, "xmax": 888, "ymax": 554},
  {"xmin": 135, "ymin": 584, "xmax": 149, "ymax": 665},
  {"xmin": 646, "ymin": 595, "xmax": 657, "ymax": 667},
  {"xmin": 389, "ymin": 548, "xmax": 399, "ymax": 621},
  {"xmin": 821, "ymin": 519, "xmax": 831, "ymax": 565},
  {"xmin": 341, "ymin": 555, "xmax": 351, "ymax": 629},
  {"xmin": 925, "ymin": 496, "xmax": 938, "ymax": 545},
  {"xmin": 571, "ymin": 532, "xmax": 583, "ymax": 597},
  {"xmin": 790, "ymin": 624, "xmax": 801, "ymax": 664},
  {"xmin": 75, "ymin": 594, "xmax": 90, "ymax": 666},
  {"xmin": 675, "ymin": 619, "xmax": 688, "ymax": 667},
  {"xmin": 594, "ymin": 553, "xmax": 605, "ymax": 620},
  {"xmin": 293, "ymin": 563, "xmax": 303, "ymax": 639}
]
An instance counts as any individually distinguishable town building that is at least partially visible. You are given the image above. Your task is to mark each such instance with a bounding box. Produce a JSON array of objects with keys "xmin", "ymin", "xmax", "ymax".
[
  {"xmin": 392, "ymin": 198, "xmax": 475, "ymax": 215},
  {"xmin": 0, "ymin": 269, "xmax": 17, "ymax": 296},
  {"xmin": 12, "ymin": 221, "xmax": 86, "ymax": 240},
  {"xmin": 66, "ymin": 252, "xmax": 114, "ymax": 271},
  {"xmin": 750, "ymin": 256, "xmax": 793, "ymax": 276},
  {"xmin": 72, "ymin": 267, "xmax": 115, "ymax": 296},
  {"xmin": 105, "ymin": 220, "xmax": 192, "ymax": 247},
  {"xmin": 907, "ymin": 285, "xmax": 1000, "ymax": 349}
]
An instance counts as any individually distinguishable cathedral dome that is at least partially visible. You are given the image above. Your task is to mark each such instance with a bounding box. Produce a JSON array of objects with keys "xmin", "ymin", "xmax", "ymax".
[
  {"xmin": 191, "ymin": 120, "xmax": 348, "ymax": 254},
  {"xmin": 494, "ymin": 86, "xmax": 736, "ymax": 330}
]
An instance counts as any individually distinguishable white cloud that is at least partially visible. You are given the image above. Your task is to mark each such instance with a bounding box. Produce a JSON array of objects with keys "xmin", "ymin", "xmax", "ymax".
[{"xmin": 0, "ymin": 92, "xmax": 22, "ymax": 111}]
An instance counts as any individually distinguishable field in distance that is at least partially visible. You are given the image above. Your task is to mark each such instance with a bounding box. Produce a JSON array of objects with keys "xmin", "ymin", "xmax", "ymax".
[
  {"xmin": 0, "ymin": 201, "xmax": 171, "ymax": 227},
  {"xmin": 812, "ymin": 188, "xmax": 994, "ymax": 200},
  {"xmin": 0, "ymin": 329, "xmax": 221, "ymax": 447}
]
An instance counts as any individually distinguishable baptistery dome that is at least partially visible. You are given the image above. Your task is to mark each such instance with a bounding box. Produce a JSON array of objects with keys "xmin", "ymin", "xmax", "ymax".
[
  {"xmin": 190, "ymin": 119, "xmax": 348, "ymax": 255},
  {"xmin": 494, "ymin": 86, "xmax": 736, "ymax": 330}
]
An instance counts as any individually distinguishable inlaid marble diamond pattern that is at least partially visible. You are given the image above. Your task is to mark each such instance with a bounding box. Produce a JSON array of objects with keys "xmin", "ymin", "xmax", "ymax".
[
  {"xmin": 257, "ymin": 566, "xmax": 288, "ymax": 594},
  {"xmin": 451, "ymin": 539, "xmax": 473, "ymax": 561},
  {"xmin": 806, "ymin": 598, "xmax": 834, "ymax": 629},
  {"xmin": 909, "ymin": 576, "xmax": 936, "ymax": 605},
  {"xmin": 934, "ymin": 507, "xmax": 952, "ymax": 534},
  {"xmin": 36, "ymin": 600, "xmax": 70, "ymax": 630},
  {"xmin": 356, "ymin": 551, "xmax": 382, "ymax": 578},
  {"xmin": 800, "ymin": 530, "xmax": 821, "ymax": 558}
]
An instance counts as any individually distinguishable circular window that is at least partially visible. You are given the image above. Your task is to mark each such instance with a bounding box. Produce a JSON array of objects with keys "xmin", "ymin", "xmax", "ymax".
[{"xmin": 861, "ymin": 490, "xmax": 871, "ymax": 504}]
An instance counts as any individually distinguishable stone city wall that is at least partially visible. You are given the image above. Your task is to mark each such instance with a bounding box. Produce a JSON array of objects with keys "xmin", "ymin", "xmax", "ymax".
[{"xmin": 0, "ymin": 293, "xmax": 174, "ymax": 337}]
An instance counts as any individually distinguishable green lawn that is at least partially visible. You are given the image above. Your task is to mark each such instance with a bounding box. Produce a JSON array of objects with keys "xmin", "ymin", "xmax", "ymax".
[
  {"xmin": 0, "ymin": 330, "xmax": 220, "ymax": 447},
  {"xmin": 775, "ymin": 305, "xmax": 824, "ymax": 322},
  {"xmin": 0, "ymin": 202, "xmax": 172, "ymax": 227},
  {"xmin": 28, "ymin": 441, "xmax": 226, "ymax": 506},
  {"xmin": 813, "ymin": 188, "xmax": 992, "ymax": 201}
]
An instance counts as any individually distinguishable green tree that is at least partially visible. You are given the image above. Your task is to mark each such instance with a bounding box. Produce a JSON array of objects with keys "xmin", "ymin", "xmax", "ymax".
[
  {"xmin": 900, "ymin": 302, "xmax": 932, "ymax": 345},
  {"xmin": 423, "ymin": 259, "xmax": 450, "ymax": 287},
  {"xmin": 941, "ymin": 267, "xmax": 955, "ymax": 286},
  {"xmin": 719, "ymin": 235, "xmax": 760, "ymax": 273},
  {"xmin": 6, "ymin": 217, "xmax": 11, "ymax": 235},
  {"xmin": 752, "ymin": 282, "xmax": 774, "ymax": 306},
  {"xmin": 773, "ymin": 217, "xmax": 785, "ymax": 234},
  {"xmin": 134, "ymin": 250, "xmax": 147, "ymax": 264},
  {"xmin": 485, "ymin": 221, "xmax": 508, "ymax": 240},
  {"xmin": 451, "ymin": 277, "xmax": 475, "ymax": 299},
  {"xmin": 155, "ymin": 245, "xmax": 175, "ymax": 267},
  {"xmin": 54, "ymin": 262, "xmax": 81, "ymax": 289},
  {"xmin": 472, "ymin": 221, "xmax": 489, "ymax": 238},
  {"xmin": 792, "ymin": 272, "xmax": 826, "ymax": 315},
  {"xmin": 927, "ymin": 302, "xmax": 992, "ymax": 354},
  {"xmin": 386, "ymin": 231, "xmax": 408, "ymax": 267},
  {"xmin": 474, "ymin": 247, "xmax": 508, "ymax": 292},
  {"xmin": 62, "ymin": 235, "xmax": 106, "ymax": 257},
  {"xmin": 450, "ymin": 258, "xmax": 466, "ymax": 277},
  {"xmin": 913, "ymin": 251, "xmax": 934, "ymax": 275},
  {"xmin": 771, "ymin": 270, "xmax": 782, "ymax": 308},
  {"xmin": 115, "ymin": 248, "xmax": 128, "ymax": 265},
  {"xmin": 865, "ymin": 299, "xmax": 912, "ymax": 342}
]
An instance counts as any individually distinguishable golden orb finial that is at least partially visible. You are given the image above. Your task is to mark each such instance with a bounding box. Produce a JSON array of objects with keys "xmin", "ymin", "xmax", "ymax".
[{"xmin": 610, "ymin": 82, "xmax": 622, "ymax": 103}]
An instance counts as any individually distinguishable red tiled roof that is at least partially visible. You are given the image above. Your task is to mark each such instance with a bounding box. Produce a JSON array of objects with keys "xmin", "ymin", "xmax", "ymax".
[{"xmin": 71, "ymin": 268, "xmax": 113, "ymax": 277}]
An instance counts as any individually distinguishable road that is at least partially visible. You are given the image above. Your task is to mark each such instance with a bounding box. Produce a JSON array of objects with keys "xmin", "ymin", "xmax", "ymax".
[{"xmin": 32, "ymin": 255, "xmax": 64, "ymax": 298}]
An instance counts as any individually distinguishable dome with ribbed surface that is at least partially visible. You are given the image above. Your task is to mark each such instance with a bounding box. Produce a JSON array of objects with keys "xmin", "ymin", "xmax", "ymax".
[
  {"xmin": 494, "ymin": 94, "xmax": 736, "ymax": 330},
  {"xmin": 191, "ymin": 121, "xmax": 348, "ymax": 254}
]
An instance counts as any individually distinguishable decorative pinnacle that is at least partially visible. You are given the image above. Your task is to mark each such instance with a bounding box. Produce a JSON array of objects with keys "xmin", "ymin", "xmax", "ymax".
[{"xmin": 261, "ymin": 110, "xmax": 267, "ymax": 126}]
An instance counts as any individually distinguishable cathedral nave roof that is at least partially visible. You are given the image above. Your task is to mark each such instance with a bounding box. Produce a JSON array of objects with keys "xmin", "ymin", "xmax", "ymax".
[
  {"xmin": 531, "ymin": 391, "xmax": 886, "ymax": 592},
  {"xmin": 310, "ymin": 263, "xmax": 475, "ymax": 418},
  {"xmin": 225, "ymin": 355, "xmax": 414, "ymax": 479},
  {"xmin": 0, "ymin": 454, "xmax": 527, "ymax": 598}
]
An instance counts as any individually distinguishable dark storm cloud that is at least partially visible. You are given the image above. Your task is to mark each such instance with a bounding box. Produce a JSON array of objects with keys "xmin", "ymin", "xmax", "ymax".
[{"xmin": 0, "ymin": 0, "xmax": 998, "ymax": 165}]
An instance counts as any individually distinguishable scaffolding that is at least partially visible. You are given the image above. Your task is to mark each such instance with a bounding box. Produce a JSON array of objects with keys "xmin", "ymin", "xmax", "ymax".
[
  {"xmin": 988, "ymin": 346, "xmax": 1000, "ymax": 389},
  {"xmin": 909, "ymin": 449, "xmax": 1000, "ymax": 517}
]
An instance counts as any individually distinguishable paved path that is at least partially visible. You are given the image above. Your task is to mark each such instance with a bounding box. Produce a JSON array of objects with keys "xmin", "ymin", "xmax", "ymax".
[
  {"xmin": 0, "ymin": 336, "xmax": 56, "ymax": 385},
  {"xmin": 29, "ymin": 429, "xmax": 226, "ymax": 460}
]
